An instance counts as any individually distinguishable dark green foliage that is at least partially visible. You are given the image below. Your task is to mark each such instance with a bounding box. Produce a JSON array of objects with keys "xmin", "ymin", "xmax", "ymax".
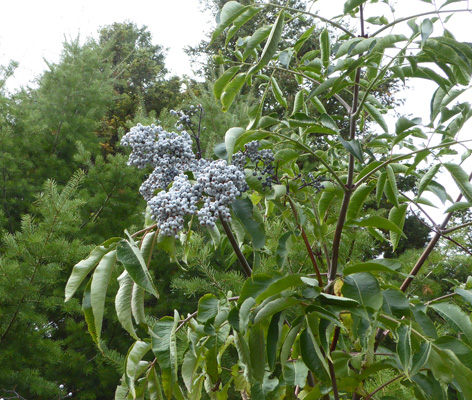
[
  {"xmin": 1, "ymin": 39, "xmax": 115, "ymax": 233},
  {"xmin": 0, "ymin": 172, "xmax": 121, "ymax": 398},
  {"xmin": 97, "ymin": 22, "xmax": 186, "ymax": 153}
]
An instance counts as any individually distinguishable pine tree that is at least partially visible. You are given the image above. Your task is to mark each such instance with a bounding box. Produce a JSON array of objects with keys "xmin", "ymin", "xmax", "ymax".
[{"xmin": 0, "ymin": 172, "xmax": 122, "ymax": 399}]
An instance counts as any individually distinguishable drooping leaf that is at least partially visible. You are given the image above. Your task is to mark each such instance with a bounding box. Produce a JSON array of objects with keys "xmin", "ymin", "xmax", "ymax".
[
  {"xmin": 131, "ymin": 284, "xmax": 146, "ymax": 327},
  {"xmin": 338, "ymin": 136, "xmax": 363, "ymax": 162},
  {"xmin": 232, "ymin": 197, "xmax": 265, "ymax": 248},
  {"xmin": 65, "ymin": 238, "xmax": 121, "ymax": 301},
  {"xmin": 444, "ymin": 201, "xmax": 472, "ymax": 213},
  {"xmin": 320, "ymin": 28, "xmax": 330, "ymax": 68},
  {"xmin": 389, "ymin": 204, "xmax": 408, "ymax": 251},
  {"xmin": 420, "ymin": 18, "xmax": 434, "ymax": 45},
  {"xmin": 255, "ymin": 274, "xmax": 305, "ymax": 303},
  {"xmin": 249, "ymin": 322, "xmax": 266, "ymax": 382},
  {"xmin": 125, "ymin": 341, "xmax": 151, "ymax": 396},
  {"xmin": 397, "ymin": 324, "xmax": 412, "ymax": 376},
  {"xmin": 270, "ymin": 76, "xmax": 288, "ymax": 108},
  {"xmin": 267, "ymin": 312, "xmax": 283, "ymax": 371},
  {"xmin": 148, "ymin": 365, "xmax": 164, "ymax": 400},
  {"xmin": 294, "ymin": 25, "xmax": 316, "ymax": 53},
  {"xmin": 91, "ymin": 250, "xmax": 117, "ymax": 342},
  {"xmin": 443, "ymin": 163, "xmax": 472, "ymax": 203},
  {"xmin": 343, "ymin": 261, "xmax": 401, "ymax": 276},
  {"xmin": 385, "ymin": 165, "xmax": 400, "ymax": 208},
  {"xmin": 364, "ymin": 102, "xmax": 388, "ymax": 133},
  {"xmin": 430, "ymin": 302, "xmax": 472, "ymax": 346},
  {"xmin": 225, "ymin": 6, "xmax": 262, "ymax": 46},
  {"xmin": 116, "ymin": 271, "xmax": 139, "ymax": 340},
  {"xmin": 242, "ymin": 25, "xmax": 273, "ymax": 61},
  {"xmin": 117, "ymin": 238, "xmax": 158, "ymax": 298},
  {"xmin": 83, "ymin": 277, "xmax": 98, "ymax": 343},
  {"xmin": 411, "ymin": 341, "xmax": 432, "ymax": 376},
  {"xmin": 353, "ymin": 215, "xmax": 403, "ymax": 235},
  {"xmin": 151, "ymin": 313, "xmax": 179, "ymax": 399},
  {"xmin": 346, "ymin": 183, "xmax": 374, "ymax": 221},
  {"xmin": 300, "ymin": 325, "xmax": 330, "ymax": 381},
  {"xmin": 211, "ymin": 2, "xmax": 251, "ymax": 44},
  {"xmin": 382, "ymin": 289, "xmax": 411, "ymax": 318},
  {"xmin": 254, "ymin": 297, "xmax": 301, "ymax": 324},
  {"xmin": 280, "ymin": 320, "xmax": 303, "ymax": 369},
  {"xmin": 238, "ymin": 274, "xmax": 276, "ymax": 305}
]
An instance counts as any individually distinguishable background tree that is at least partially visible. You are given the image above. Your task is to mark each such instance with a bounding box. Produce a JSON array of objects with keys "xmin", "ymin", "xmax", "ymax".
[{"xmin": 97, "ymin": 22, "xmax": 187, "ymax": 153}]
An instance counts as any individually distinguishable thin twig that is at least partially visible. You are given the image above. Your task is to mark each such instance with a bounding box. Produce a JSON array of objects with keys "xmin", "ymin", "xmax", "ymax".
[{"xmin": 425, "ymin": 292, "xmax": 457, "ymax": 305}]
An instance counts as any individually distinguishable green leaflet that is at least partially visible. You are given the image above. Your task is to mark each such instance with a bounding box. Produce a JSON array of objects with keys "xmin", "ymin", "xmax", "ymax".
[
  {"xmin": 267, "ymin": 312, "xmax": 283, "ymax": 371},
  {"xmin": 242, "ymin": 25, "xmax": 273, "ymax": 61},
  {"xmin": 430, "ymin": 302, "xmax": 472, "ymax": 346},
  {"xmin": 417, "ymin": 164, "xmax": 440, "ymax": 197},
  {"xmin": 197, "ymin": 293, "xmax": 219, "ymax": 324},
  {"xmin": 221, "ymin": 73, "xmax": 247, "ymax": 112},
  {"xmin": 225, "ymin": 6, "xmax": 262, "ymax": 47},
  {"xmin": 397, "ymin": 324, "xmax": 412, "ymax": 376},
  {"xmin": 249, "ymin": 322, "xmax": 266, "ymax": 382},
  {"xmin": 320, "ymin": 28, "xmax": 330, "ymax": 69},
  {"xmin": 151, "ymin": 312, "xmax": 179, "ymax": 399},
  {"xmin": 91, "ymin": 249, "xmax": 117, "ymax": 342},
  {"xmin": 213, "ymin": 66, "xmax": 241, "ymax": 100},
  {"xmin": 364, "ymin": 102, "xmax": 388, "ymax": 133},
  {"xmin": 65, "ymin": 237, "xmax": 121, "ymax": 301},
  {"xmin": 444, "ymin": 163, "xmax": 472, "ymax": 203},
  {"xmin": 389, "ymin": 204, "xmax": 408, "ymax": 251},
  {"xmin": 224, "ymin": 127, "xmax": 245, "ymax": 161},
  {"xmin": 346, "ymin": 183, "xmax": 374, "ymax": 221},
  {"xmin": 116, "ymin": 271, "xmax": 139, "ymax": 340},
  {"xmin": 83, "ymin": 277, "xmax": 97, "ymax": 343},
  {"xmin": 343, "ymin": 0, "xmax": 368, "ymax": 14},
  {"xmin": 211, "ymin": 2, "xmax": 252, "ymax": 44},
  {"xmin": 248, "ymin": 11, "xmax": 285, "ymax": 76},
  {"xmin": 117, "ymin": 235, "xmax": 158, "ymax": 298},
  {"xmin": 342, "ymin": 272, "xmax": 383, "ymax": 310},
  {"xmin": 125, "ymin": 341, "xmax": 151, "ymax": 397},
  {"xmin": 270, "ymin": 76, "xmax": 287, "ymax": 109}
]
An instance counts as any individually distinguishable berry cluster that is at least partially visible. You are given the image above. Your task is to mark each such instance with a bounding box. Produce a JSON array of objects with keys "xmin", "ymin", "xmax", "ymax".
[
  {"xmin": 148, "ymin": 174, "xmax": 201, "ymax": 237},
  {"xmin": 122, "ymin": 123, "xmax": 253, "ymax": 237},
  {"xmin": 196, "ymin": 160, "xmax": 248, "ymax": 227},
  {"xmin": 300, "ymin": 172, "xmax": 325, "ymax": 192},
  {"xmin": 233, "ymin": 140, "xmax": 275, "ymax": 190},
  {"xmin": 120, "ymin": 124, "xmax": 161, "ymax": 169},
  {"xmin": 170, "ymin": 105, "xmax": 202, "ymax": 132}
]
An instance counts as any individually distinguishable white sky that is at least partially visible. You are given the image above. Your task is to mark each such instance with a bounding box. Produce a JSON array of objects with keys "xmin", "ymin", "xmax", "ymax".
[
  {"xmin": 1, "ymin": 0, "xmax": 471, "ymax": 222},
  {"xmin": 0, "ymin": 0, "xmax": 214, "ymax": 89}
]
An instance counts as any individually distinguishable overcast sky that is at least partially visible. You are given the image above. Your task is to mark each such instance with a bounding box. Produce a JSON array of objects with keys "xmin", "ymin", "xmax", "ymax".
[{"xmin": 0, "ymin": 0, "xmax": 214, "ymax": 89}]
